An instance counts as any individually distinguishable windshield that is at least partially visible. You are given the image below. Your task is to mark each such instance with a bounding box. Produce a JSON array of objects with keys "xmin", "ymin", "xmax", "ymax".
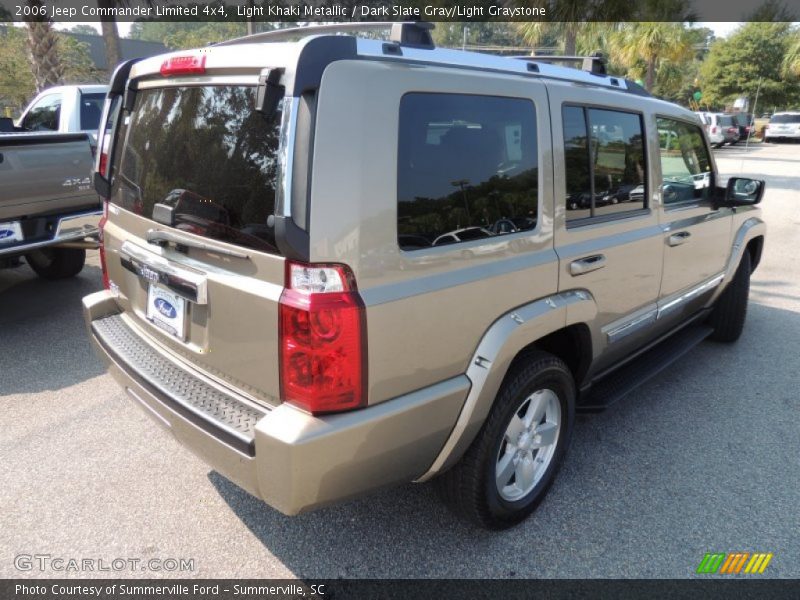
[
  {"xmin": 112, "ymin": 86, "xmax": 283, "ymax": 254},
  {"xmin": 771, "ymin": 114, "xmax": 800, "ymax": 124}
]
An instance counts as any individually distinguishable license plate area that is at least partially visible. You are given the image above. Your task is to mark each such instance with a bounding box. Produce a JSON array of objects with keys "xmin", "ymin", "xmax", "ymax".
[
  {"xmin": 146, "ymin": 284, "xmax": 187, "ymax": 340},
  {"xmin": 0, "ymin": 221, "xmax": 24, "ymax": 244}
]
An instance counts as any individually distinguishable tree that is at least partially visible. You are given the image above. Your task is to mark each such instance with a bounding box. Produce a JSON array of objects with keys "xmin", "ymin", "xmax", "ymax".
[
  {"xmin": 1, "ymin": 27, "xmax": 97, "ymax": 114},
  {"xmin": 69, "ymin": 25, "xmax": 100, "ymax": 36},
  {"xmin": 783, "ymin": 32, "xmax": 800, "ymax": 79},
  {"xmin": 610, "ymin": 23, "xmax": 694, "ymax": 91},
  {"xmin": 23, "ymin": 0, "xmax": 63, "ymax": 91},
  {"xmin": 130, "ymin": 21, "xmax": 248, "ymax": 50},
  {"xmin": 699, "ymin": 22, "xmax": 797, "ymax": 110}
]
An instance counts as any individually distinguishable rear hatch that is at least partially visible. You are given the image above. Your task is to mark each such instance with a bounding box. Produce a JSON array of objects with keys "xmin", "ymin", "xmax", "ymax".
[{"xmin": 103, "ymin": 62, "xmax": 290, "ymax": 407}]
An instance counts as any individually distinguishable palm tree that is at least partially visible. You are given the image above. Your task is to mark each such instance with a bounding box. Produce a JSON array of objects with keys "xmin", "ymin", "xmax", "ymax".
[
  {"xmin": 23, "ymin": 0, "xmax": 63, "ymax": 91},
  {"xmin": 98, "ymin": 2, "xmax": 122, "ymax": 73},
  {"xmin": 783, "ymin": 34, "xmax": 800, "ymax": 78},
  {"xmin": 610, "ymin": 23, "xmax": 694, "ymax": 91},
  {"xmin": 513, "ymin": 0, "xmax": 628, "ymax": 56}
]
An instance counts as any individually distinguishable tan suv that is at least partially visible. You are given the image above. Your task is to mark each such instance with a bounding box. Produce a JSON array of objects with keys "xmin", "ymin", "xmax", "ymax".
[{"xmin": 83, "ymin": 23, "xmax": 766, "ymax": 529}]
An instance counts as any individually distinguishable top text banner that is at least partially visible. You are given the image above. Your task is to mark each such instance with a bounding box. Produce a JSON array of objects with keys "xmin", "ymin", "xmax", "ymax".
[{"xmin": 0, "ymin": 0, "xmax": 791, "ymax": 22}]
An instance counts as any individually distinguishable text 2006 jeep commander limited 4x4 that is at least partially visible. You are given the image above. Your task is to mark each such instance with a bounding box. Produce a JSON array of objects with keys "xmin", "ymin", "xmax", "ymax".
[{"xmin": 83, "ymin": 23, "xmax": 766, "ymax": 529}]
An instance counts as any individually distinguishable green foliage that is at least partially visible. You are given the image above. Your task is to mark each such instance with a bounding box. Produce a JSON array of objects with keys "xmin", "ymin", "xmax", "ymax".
[
  {"xmin": 699, "ymin": 22, "xmax": 799, "ymax": 110},
  {"xmin": 129, "ymin": 21, "xmax": 248, "ymax": 50},
  {"xmin": 0, "ymin": 27, "xmax": 35, "ymax": 113},
  {"xmin": 0, "ymin": 27, "xmax": 99, "ymax": 116},
  {"xmin": 69, "ymin": 25, "xmax": 101, "ymax": 36}
]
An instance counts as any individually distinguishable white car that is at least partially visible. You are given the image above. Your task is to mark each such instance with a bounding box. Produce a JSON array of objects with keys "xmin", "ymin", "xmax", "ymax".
[
  {"xmin": 15, "ymin": 85, "xmax": 109, "ymax": 144},
  {"xmin": 695, "ymin": 111, "xmax": 725, "ymax": 147},
  {"xmin": 764, "ymin": 112, "xmax": 800, "ymax": 142}
]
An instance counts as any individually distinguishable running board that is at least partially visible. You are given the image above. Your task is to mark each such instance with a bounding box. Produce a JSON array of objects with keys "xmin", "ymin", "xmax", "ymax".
[{"xmin": 578, "ymin": 324, "xmax": 714, "ymax": 413}]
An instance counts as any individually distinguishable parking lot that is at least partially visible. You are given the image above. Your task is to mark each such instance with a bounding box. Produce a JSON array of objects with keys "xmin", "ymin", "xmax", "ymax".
[{"xmin": 1, "ymin": 142, "xmax": 798, "ymax": 579}]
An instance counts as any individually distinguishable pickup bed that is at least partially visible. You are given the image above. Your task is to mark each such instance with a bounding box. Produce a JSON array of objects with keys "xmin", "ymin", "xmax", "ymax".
[{"xmin": 0, "ymin": 130, "xmax": 101, "ymax": 279}]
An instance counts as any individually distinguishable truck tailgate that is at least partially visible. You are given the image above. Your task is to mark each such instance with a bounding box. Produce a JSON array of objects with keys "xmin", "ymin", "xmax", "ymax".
[{"xmin": 0, "ymin": 132, "xmax": 98, "ymax": 221}]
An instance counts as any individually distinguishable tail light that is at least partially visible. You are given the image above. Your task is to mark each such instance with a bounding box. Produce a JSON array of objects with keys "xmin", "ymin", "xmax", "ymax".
[
  {"xmin": 98, "ymin": 200, "xmax": 109, "ymax": 290},
  {"xmin": 98, "ymin": 151, "xmax": 108, "ymax": 178},
  {"xmin": 161, "ymin": 55, "xmax": 206, "ymax": 77},
  {"xmin": 711, "ymin": 126, "xmax": 717, "ymax": 134},
  {"xmin": 279, "ymin": 261, "xmax": 367, "ymax": 414}
]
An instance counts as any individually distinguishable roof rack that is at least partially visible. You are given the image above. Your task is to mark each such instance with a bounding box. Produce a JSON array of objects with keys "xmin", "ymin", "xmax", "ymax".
[
  {"xmin": 215, "ymin": 21, "xmax": 435, "ymax": 49},
  {"xmin": 512, "ymin": 53, "xmax": 608, "ymax": 76}
]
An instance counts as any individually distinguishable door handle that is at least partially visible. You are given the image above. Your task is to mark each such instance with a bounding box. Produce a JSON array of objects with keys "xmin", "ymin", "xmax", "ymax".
[
  {"xmin": 668, "ymin": 231, "xmax": 691, "ymax": 246},
  {"xmin": 570, "ymin": 254, "xmax": 606, "ymax": 276}
]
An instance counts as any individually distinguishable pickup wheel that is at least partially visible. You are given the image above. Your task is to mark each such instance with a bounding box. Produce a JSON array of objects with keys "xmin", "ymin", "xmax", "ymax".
[
  {"xmin": 437, "ymin": 352, "xmax": 575, "ymax": 529},
  {"xmin": 708, "ymin": 251, "xmax": 751, "ymax": 342},
  {"xmin": 25, "ymin": 248, "xmax": 86, "ymax": 280}
]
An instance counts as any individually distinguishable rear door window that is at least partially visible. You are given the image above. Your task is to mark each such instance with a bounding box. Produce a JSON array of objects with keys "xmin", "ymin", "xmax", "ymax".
[
  {"xmin": 397, "ymin": 93, "xmax": 538, "ymax": 251},
  {"xmin": 79, "ymin": 92, "xmax": 105, "ymax": 131},
  {"xmin": 562, "ymin": 106, "xmax": 647, "ymax": 222},
  {"xmin": 112, "ymin": 86, "xmax": 283, "ymax": 254}
]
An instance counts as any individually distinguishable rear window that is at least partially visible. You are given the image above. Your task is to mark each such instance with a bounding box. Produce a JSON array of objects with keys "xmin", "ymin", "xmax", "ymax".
[
  {"xmin": 771, "ymin": 114, "xmax": 800, "ymax": 124},
  {"xmin": 79, "ymin": 92, "xmax": 105, "ymax": 130},
  {"xmin": 112, "ymin": 86, "xmax": 282, "ymax": 254},
  {"xmin": 718, "ymin": 116, "xmax": 734, "ymax": 126}
]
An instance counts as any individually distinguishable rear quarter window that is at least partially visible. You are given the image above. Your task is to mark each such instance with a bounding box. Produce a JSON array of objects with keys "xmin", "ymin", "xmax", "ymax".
[{"xmin": 396, "ymin": 93, "xmax": 539, "ymax": 251}]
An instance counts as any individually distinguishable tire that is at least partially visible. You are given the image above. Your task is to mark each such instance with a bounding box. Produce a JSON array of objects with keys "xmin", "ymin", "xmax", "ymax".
[
  {"xmin": 708, "ymin": 251, "xmax": 751, "ymax": 343},
  {"xmin": 25, "ymin": 248, "xmax": 86, "ymax": 280},
  {"xmin": 437, "ymin": 351, "xmax": 575, "ymax": 529}
]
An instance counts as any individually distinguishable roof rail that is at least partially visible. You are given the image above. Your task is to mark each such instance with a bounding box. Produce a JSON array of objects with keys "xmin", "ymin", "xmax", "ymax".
[
  {"xmin": 215, "ymin": 21, "xmax": 435, "ymax": 48},
  {"xmin": 512, "ymin": 52, "xmax": 608, "ymax": 76}
]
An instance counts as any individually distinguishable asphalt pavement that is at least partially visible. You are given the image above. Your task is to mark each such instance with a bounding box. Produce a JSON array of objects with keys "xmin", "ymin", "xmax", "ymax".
[{"xmin": 1, "ymin": 142, "xmax": 798, "ymax": 579}]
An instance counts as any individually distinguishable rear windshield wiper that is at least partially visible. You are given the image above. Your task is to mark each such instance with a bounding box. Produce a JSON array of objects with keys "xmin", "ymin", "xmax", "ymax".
[{"xmin": 146, "ymin": 229, "xmax": 250, "ymax": 259}]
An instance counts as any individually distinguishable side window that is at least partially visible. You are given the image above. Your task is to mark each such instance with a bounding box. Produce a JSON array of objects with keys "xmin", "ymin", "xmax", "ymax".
[
  {"xmin": 397, "ymin": 93, "xmax": 538, "ymax": 251},
  {"xmin": 79, "ymin": 93, "xmax": 105, "ymax": 131},
  {"xmin": 562, "ymin": 106, "xmax": 647, "ymax": 222},
  {"xmin": 21, "ymin": 94, "xmax": 62, "ymax": 131},
  {"xmin": 656, "ymin": 117, "xmax": 713, "ymax": 205}
]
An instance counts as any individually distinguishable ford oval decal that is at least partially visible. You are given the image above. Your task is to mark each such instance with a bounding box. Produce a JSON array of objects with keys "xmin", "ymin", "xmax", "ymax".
[
  {"xmin": 154, "ymin": 298, "xmax": 177, "ymax": 319},
  {"xmin": 0, "ymin": 229, "xmax": 14, "ymax": 239}
]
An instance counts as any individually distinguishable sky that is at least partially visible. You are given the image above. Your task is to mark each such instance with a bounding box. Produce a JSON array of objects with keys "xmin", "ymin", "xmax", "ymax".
[{"xmin": 51, "ymin": 21, "xmax": 746, "ymax": 40}]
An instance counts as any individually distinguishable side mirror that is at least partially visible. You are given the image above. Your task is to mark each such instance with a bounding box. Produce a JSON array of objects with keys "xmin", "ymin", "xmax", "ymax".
[{"xmin": 723, "ymin": 177, "xmax": 765, "ymax": 206}]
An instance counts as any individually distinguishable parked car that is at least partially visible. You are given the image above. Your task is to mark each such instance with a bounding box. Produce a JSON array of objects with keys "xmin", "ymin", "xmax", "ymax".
[
  {"xmin": 764, "ymin": 112, "xmax": 800, "ymax": 143},
  {"xmin": 83, "ymin": 23, "xmax": 766, "ymax": 530},
  {"xmin": 734, "ymin": 113, "xmax": 754, "ymax": 140},
  {"xmin": 0, "ymin": 127, "xmax": 101, "ymax": 277},
  {"xmin": 16, "ymin": 85, "xmax": 109, "ymax": 146},
  {"xmin": 694, "ymin": 111, "xmax": 725, "ymax": 147},
  {"xmin": 696, "ymin": 112, "xmax": 739, "ymax": 147}
]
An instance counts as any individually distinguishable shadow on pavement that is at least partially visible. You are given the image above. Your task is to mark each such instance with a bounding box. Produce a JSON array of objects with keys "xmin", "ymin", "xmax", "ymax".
[
  {"xmin": 0, "ymin": 262, "xmax": 106, "ymax": 394},
  {"xmin": 208, "ymin": 300, "xmax": 800, "ymax": 578}
]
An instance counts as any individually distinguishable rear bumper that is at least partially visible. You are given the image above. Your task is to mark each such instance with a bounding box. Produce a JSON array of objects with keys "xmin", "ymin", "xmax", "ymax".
[
  {"xmin": 83, "ymin": 290, "xmax": 469, "ymax": 515},
  {"xmin": 0, "ymin": 209, "xmax": 101, "ymax": 257}
]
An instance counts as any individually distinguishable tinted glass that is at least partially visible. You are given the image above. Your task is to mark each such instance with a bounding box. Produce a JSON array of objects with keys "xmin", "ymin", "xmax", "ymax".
[
  {"xmin": 562, "ymin": 106, "xmax": 592, "ymax": 220},
  {"xmin": 656, "ymin": 117, "xmax": 713, "ymax": 205},
  {"xmin": 79, "ymin": 92, "xmax": 105, "ymax": 130},
  {"xmin": 21, "ymin": 94, "xmax": 61, "ymax": 131},
  {"xmin": 771, "ymin": 114, "xmax": 800, "ymax": 124},
  {"xmin": 397, "ymin": 93, "xmax": 538, "ymax": 251},
  {"xmin": 718, "ymin": 115, "xmax": 734, "ymax": 126},
  {"xmin": 112, "ymin": 86, "xmax": 282, "ymax": 254},
  {"xmin": 562, "ymin": 106, "xmax": 646, "ymax": 221}
]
